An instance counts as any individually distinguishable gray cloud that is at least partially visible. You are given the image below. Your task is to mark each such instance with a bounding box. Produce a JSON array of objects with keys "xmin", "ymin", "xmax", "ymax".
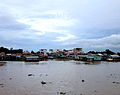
[
  {"xmin": 0, "ymin": 11, "xmax": 29, "ymax": 30},
  {"xmin": 63, "ymin": 34, "xmax": 120, "ymax": 52},
  {"xmin": 0, "ymin": 0, "xmax": 120, "ymax": 52}
]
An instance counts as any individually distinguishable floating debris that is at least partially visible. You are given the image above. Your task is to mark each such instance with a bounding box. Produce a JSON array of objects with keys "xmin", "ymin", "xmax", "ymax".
[
  {"xmin": 112, "ymin": 81, "xmax": 120, "ymax": 84},
  {"xmin": 110, "ymin": 74, "xmax": 112, "ymax": 76},
  {"xmin": 49, "ymin": 82, "xmax": 52, "ymax": 84},
  {"xmin": 0, "ymin": 84, "xmax": 4, "ymax": 88},
  {"xmin": 94, "ymin": 90, "xmax": 98, "ymax": 93},
  {"xmin": 9, "ymin": 78, "xmax": 12, "ymax": 80},
  {"xmin": 82, "ymin": 80, "xmax": 85, "ymax": 82},
  {"xmin": 41, "ymin": 81, "xmax": 46, "ymax": 85},
  {"xmin": 60, "ymin": 92, "xmax": 66, "ymax": 95},
  {"xmin": 0, "ymin": 84, "xmax": 3, "ymax": 85},
  {"xmin": 28, "ymin": 74, "xmax": 34, "ymax": 76},
  {"xmin": 1, "ymin": 85, "xmax": 4, "ymax": 88}
]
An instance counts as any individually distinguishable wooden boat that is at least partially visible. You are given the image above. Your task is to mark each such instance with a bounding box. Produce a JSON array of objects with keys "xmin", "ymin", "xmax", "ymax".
[
  {"xmin": 0, "ymin": 62, "xmax": 6, "ymax": 66},
  {"xmin": 25, "ymin": 56, "xmax": 40, "ymax": 62}
]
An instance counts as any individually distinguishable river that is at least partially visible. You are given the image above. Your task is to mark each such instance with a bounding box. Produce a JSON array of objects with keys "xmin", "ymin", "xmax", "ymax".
[{"xmin": 0, "ymin": 60, "xmax": 120, "ymax": 95}]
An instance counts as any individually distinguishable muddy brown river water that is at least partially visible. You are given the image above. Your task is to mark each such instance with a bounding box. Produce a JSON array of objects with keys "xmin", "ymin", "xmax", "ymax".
[{"xmin": 0, "ymin": 60, "xmax": 120, "ymax": 95}]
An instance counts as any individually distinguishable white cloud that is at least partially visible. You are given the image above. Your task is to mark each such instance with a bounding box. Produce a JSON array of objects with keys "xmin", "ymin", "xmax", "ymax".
[
  {"xmin": 17, "ymin": 11, "xmax": 76, "ymax": 34},
  {"xmin": 17, "ymin": 10, "xmax": 77, "ymax": 41},
  {"xmin": 55, "ymin": 34, "xmax": 76, "ymax": 42},
  {"xmin": 63, "ymin": 34, "xmax": 120, "ymax": 51}
]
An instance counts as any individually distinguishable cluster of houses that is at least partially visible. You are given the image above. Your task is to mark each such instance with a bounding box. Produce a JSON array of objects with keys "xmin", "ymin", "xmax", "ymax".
[{"xmin": 0, "ymin": 47, "xmax": 120, "ymax": 62}]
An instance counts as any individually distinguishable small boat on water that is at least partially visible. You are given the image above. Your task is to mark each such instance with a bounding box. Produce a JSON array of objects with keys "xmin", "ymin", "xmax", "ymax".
[
  {"xmin": 48, "ymin": 56, "xmax": 54, "ymax": 59},
  {"xmin": 107, "ymin": 55, "xmax": 120, "ymax": 61},
  {"xmin": 0, "ymin": 62, "xmax": 7, "ymax": 66},
  {"xmin": 107, "ymin": 58, "xmax": 113, "ymax": 61},
  {"xmin": 25, "ymin": 56, "xmax": 40, "ymax": 62}
]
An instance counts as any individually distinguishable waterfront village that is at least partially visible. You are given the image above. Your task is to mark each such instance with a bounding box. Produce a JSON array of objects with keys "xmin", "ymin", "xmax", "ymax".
[{"xmin": 0, "ymin": 46, "xmax": 120, "ymax": 62}]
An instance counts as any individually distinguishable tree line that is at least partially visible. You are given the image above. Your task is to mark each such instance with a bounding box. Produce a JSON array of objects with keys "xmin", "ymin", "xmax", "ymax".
[{"xmin": 0, "ymin": 47, "xmax": 23, "ymax": 54}]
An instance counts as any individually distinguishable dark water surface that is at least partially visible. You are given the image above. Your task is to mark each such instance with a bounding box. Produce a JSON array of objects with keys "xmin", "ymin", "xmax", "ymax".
[{"xmin": 0, "ymin": 60, "xmax": 120, "ymax": 95}]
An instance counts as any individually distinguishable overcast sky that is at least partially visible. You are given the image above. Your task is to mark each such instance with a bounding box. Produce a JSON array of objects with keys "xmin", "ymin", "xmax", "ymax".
[{"xmin": 0, "ymin": 0, "xmax": 120, "ymax": 52}]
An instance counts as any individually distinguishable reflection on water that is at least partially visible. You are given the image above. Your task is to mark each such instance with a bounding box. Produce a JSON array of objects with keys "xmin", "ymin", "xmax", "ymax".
[
  {"xmin": 0, "ymin": 60, "xmax": 120, "ymax": 95},
  {"xmin": 25, "ymin": 62, "xmax": 39, "ymax": 65},
  {"xmin": 75, "ymin": 61, "xmax": 101, "ymax": 65}
]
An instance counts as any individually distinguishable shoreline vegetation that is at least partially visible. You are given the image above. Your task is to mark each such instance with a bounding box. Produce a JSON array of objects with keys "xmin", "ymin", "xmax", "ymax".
[{"xmin": 0, "ymin": 46, "xmax": 120, "ymax": 62}]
